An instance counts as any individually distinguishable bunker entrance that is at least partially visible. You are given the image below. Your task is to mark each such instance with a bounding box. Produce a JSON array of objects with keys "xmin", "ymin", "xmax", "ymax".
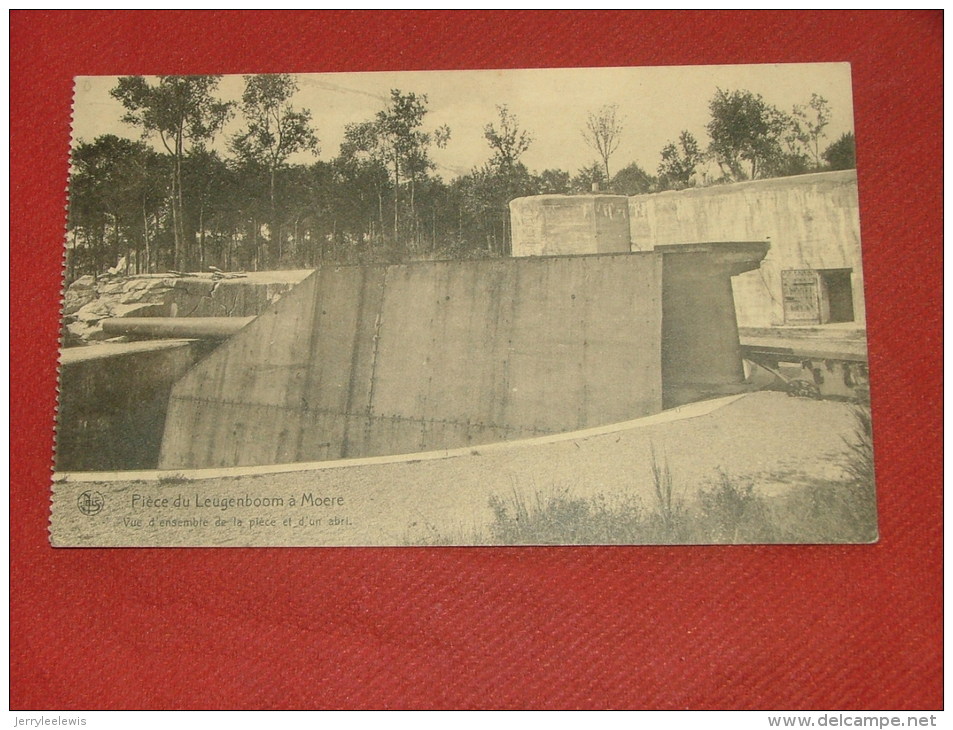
[
  {"xmin": 782, "ymin": 268, "xmax": 855, "ymax": 325},
  {"xmin": 818, "ymin": 268, "xmax": 854, "ymax": 323}
]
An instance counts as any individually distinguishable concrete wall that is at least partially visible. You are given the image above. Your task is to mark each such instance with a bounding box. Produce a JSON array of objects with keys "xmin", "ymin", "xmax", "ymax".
[
  {"xmin": 56, "ymin": 340, "xmax": 212, "ymax": 471},
  {"xmin": 659, "ymin": 243, "xmax": 767, "ymax": 407},
  {"xmin": 159, "ymin": 254, "xmax": 665, "ymax": 469},
  {"xmin": 627, "ymin": 170, "xmax": 863, "ymax": 328},
  {"xmin": 510, "ymin": 195, "xmax": 631, "ymax": 257}
]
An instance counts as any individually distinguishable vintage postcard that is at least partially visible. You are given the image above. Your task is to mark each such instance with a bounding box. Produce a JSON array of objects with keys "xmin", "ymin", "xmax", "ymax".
[{"xmin": 52, "ymin": 63, "xmax": 875, "ymax": 547}]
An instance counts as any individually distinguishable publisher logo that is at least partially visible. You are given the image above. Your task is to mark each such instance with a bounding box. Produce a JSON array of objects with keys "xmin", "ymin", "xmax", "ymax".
[{"xmin": 77, "ymin": 491, "xmax": 104, "ymax": 516}]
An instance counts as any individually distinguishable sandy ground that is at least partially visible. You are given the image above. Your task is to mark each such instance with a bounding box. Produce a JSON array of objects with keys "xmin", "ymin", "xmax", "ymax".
[{"xmin": 51, "ymin": 392, "xmax": 866, "ymax": 547}]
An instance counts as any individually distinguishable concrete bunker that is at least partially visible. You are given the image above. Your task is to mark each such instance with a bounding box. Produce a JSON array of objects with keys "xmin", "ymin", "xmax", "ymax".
[
  {"xmin": 56, "ymin": 196, "xmax": 768, "ymax": 473},
  {"xmin": 152, "ymin": 242, "xmax": 765, "ymax": 470},
  {"xmin": 509, "ymin": 194, "xmax": 631, "ymax": 257}
]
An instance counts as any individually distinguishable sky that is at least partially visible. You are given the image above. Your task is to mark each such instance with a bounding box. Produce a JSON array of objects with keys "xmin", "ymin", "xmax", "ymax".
[{"xmin": 72, "ymin": 63, "xmax": 855, "ymax": 180}]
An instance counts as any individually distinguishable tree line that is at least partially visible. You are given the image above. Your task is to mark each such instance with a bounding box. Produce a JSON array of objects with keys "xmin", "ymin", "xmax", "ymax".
[{"xmin": 66, "ymin": 75, "xmax": 856, "ymax": 280}]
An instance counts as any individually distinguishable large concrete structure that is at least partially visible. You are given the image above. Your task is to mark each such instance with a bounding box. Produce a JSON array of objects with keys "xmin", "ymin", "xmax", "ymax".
[
  {"xmin": 158, "ymin": 244, "xmax": 766, "ymax": 470},
  {"xmin": 509, "ymin": 195, "xmax": 630, "ymax": 256},
  {"xmin": 627, "ymin": 170, "xmax": 863, "ymax": 329},
  {"xmin": 56, "ymin": 340, "xmax": 213, "ymax": 471},
  {"xmin": 510, "ymin": 171, "xmax": 863, "ymax": 330}
]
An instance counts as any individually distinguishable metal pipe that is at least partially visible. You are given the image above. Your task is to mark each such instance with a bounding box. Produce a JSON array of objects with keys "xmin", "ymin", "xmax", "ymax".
[{"xmin": 101, "ymin": 317, "xmax": 254, "ymax": 340}]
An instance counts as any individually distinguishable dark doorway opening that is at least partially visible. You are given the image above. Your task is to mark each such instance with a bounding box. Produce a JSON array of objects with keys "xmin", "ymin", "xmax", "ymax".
[{"xmin": 819, "ymin": 268, "xmax": 854, "ymax": 323}]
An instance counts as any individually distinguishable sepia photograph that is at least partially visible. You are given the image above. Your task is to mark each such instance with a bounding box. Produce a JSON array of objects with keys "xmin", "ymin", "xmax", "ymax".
[{"xmin": 52, "ymin": 63, "xmax": 875, "ymax": 547}]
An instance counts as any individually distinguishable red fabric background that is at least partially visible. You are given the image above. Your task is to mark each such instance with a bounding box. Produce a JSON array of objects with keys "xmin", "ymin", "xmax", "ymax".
[{"xmin": 10, "ymin": 11, "xmax": 943, "ymax": 710}]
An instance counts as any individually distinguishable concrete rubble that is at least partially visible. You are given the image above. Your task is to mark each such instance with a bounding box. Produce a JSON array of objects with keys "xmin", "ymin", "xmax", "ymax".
[{"xmin": 61, "ymin": 270, "xmax": 312, "ymax": 344}]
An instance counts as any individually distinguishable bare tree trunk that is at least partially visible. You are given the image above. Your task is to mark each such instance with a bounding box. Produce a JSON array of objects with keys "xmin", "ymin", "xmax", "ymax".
[
  {"xmin": 293, "ymin": 216, "xmax": 300, "ymax": 265},
  {"xmin": 169, "ymin": 185, "xmax": 181, "ymax": 270},
  {"xmin": 173, "ymin": 134, "xmax": 187, "ymax": 270},
  {"xmin": 113, "ymin": 216, "xmax": 124, "ymax": 273},
  {"xmin": 270, "ymin": 166, "xmax": 277, "ymax": 267},
  {"xmin": 393, "ymin": 157, "xmax": 400, "ymax": 245},
  {"xmin": 97, "ymin": 222, "xmax": 106, "ymax": 276},
  {"xmin": 252, "ymin": 217, "xmax": 259, "ymax": 272},
  {"xmin": 142, "ymin": 202, "xmax": 151, "ymax": 274},
  {"xmin": 377, "ymin": 187, "xmax": 384, "ymax": 245},
  {"xmin": 409, "ymin": 175, "xmax": 416, "ymax": 251},
  {"xmin": 197, "ymin": 202, "xmax": 205, "ymax": 269},
  {"xmin": 67, "ymin": 235, "xmax": 75, "ymax": 282},
  {"xmin": 503, "ymin": 209, "xmax": 510, "ymax": 257}
]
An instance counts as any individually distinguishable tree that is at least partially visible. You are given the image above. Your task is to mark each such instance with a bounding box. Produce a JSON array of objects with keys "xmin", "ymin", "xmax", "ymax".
[
  {"xmin": 534, "ymin": 168, "xmax": 571, "ymax": 194},
  {"xmin": 611, "ymin": 162, "xmax": 656, "ymax": 195},
  {"xmin": 793, "ymin": 93, "xmax": 831, "ymax": 168},
  {"xmin": 69, "ymin": 135, "xmax": 168, "ymax": 277},
  {"xmin": 231, "ymin": 74, "xmax": 319, "ymax": 266},
  {"xmin": 379, "ymin": 90, "xmax": 449, "ymax": 247},
  {"xmin": 571, "ymin": 162, "xmax": 607, "ymax": 193},
  {"xmin": 340, "ymin": 120, "xmax": 392, "ymax": 247},
  {"xmin": 181, "ymin": 148, "xmax": 232, "ymax": 270},
  {"xmin": 582, "ymin": 104, "xmax": 624, "ymax": 183},
  {"xmin": 455, "ymin": 163, "xmax": 530, "ymax": 257},
  {"xmin": 823, "ymin": 132, "xmax": 856, "ymax": 170},
  {"xmin": 484, "ymin": 105, "xmax": 533, "ymax": 172},
  {"xmin": 657, "ymin": 131, "xmax": 704, "ymax": 190},
  {"xmin": 111, "ymin": 75, "xmax": 231, "ymax": 269},
  {"xmin": 706, "ymin": 88, "xmax": 790, "ymax": 182},
  {"xmin": 343, "ymin": 90, "xmax": 449, "ymax": 251},
  {"xmin": 481, "ymin": 105, "xmax": 535, "ymax": 255}
]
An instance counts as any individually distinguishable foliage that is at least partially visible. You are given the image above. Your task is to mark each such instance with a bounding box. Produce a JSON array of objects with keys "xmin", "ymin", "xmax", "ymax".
[
  {"xmin": 486, "ymin": 488, "xmax": 647, "ymax": 545},
  {"xmin": 842, "ymin": 405, "xmax": 874, "ymax": 487},
  {"xmin": 342, "ymin": 89, "xmax": 450, "ymax": 252},
  {"xmin": 68, "ymin": 135, "xmax": 169, "ymax": 276},
  {"xmin": 657, "ymin": 130, "xmax": 704, "ymax": 190},
  {"xmin": 455, "ymin": 105, "xmax": 537, "ymax": 256},
  {"xmin": 793, "ymin": 93, "xmax": 831, "ymax": 168},
  {"xmin": 68, "ymin": 76, "xmax": 852, "ymax": 281},
  {"xmin": 407, "ymin": 420, "xmax": 877, "ymax": 545},
  {"xmin": 650, "ymin": 445, "xmax": 684, "ymax": 540},
  {"xmin": 823, "ymin": 131, "xmax": 856, "ymax": 170},
  {"xmin": 535, "ymin": 168, "xmax": 572, "ymax": 194},
  {"xmin": 231, "ymin": 74, "xmax": 319, "ymax": 170},
  {"xmin": 570, "ymin": 162, "xmax": 607, "ymax": 193},
  {"xmin": 408, "ymin": 468, "xmax": 876, "ymax": 546},
  {"xmin": 484, "ymin": 105, "xmax": 532, "ymax": 172},
  {"xmin": 230, "ymin": 74, "xmax": 319, "ymax": 266},
  {"xmin": 705, "ymin": 88, "xmax": 837, "ymax": 181},
  {"xmin": 111, "ymin": 75, "xmax": 232, "ymax": 269},
  {"xmin": 610, "ymin": 162, "xmax": 656, "ymax": 195},
  {"xmin": 582, "ymin": 104, "xmax": 624, "ymax": 181},
  {"xmin": 706, "ymin": 88, "xmax": 791, "ymax": 181},
  {"xmin": 111, "ymin": 75, "xmax": 232, "ymax": 151},
  {"xmin": 697, "ymin": 473, "xmax": 770, "ymax": 543}
]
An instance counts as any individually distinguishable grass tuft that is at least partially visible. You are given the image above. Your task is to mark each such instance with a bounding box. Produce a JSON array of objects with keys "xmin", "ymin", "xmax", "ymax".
[{"xmin": 403, "ymin": 419, "xmax": 878, "ymax": 546}]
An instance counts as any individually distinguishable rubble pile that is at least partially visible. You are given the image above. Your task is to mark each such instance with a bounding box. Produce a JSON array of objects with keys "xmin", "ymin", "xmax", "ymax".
[{"xmin": 61, "ymin": 271, "xmax": 310, "ymax": 344}]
